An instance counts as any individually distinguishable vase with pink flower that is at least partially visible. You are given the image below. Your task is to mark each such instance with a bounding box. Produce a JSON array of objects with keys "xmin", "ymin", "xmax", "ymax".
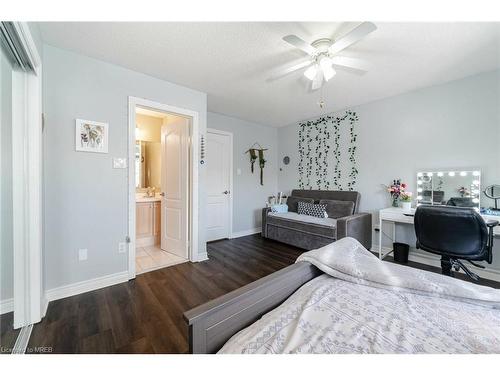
[
  {"xmin": 386, "ymin": 179, "xmax": 407, "ymax": 207},
  {"xmin": 399, "ymin": 191, "xmax": 413, "ymax": 211}
]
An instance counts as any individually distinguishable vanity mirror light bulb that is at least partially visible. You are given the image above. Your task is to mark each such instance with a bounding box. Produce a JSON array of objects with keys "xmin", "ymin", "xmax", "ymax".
[
  {"xmin": 473, "ymin": 180, "xmax": 480, "ymax": 185},
  {"xmin": 427, "ymin": 172, "xmax": 433, "ymax": 177},
  {"xmin": 460, "ymin": 171, "xmax": 467, "ymax": 177},
  {"xmin": 472, "ymin": 198, "xmax": 479, "ymax": 203},
  {"xmin": 417, "ymin": 196, "xmax": 423, "ymax": 200},
  {"xmin": 417, "ymin": 180, "xmax": 423, "ymax": 185},
  {"xmin": 417, "ymin": 188, "xmax": 423, "ymax": 193},
  {"xmin": 473, "ymin": 171, "xmax": 480, "ymax": 176},
  {"xmin": 448, "ymin": 172, "xmax": 455, "ymax": 177},
  {"xmin": 437, "ymin": 172, "xmax": 444, "ymax": 177},
  {"xmin": 417, "ymin": 172, "xmax": 423, "ymax": 177}
]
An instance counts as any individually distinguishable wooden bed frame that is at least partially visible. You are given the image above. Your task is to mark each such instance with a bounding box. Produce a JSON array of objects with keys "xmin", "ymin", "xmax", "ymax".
[{"xmin": 183, "ymin": 262, "xmax": 322, "ymax": 354}]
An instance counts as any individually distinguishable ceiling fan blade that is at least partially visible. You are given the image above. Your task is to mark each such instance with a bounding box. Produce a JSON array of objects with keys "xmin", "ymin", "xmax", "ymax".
[
  {"xmin": 331, "ymin": 56, "xmax": 371, "ymax": 72},
  {"xmin": 267, "ymin": 59, "xmax": 313, "ymax": 81},
  {"xmin": 311, "ymin": 70, "xmax": 324, "ymax": 91},
  {"xmin": 329, "ymin": 22, "xmax": 377, "ymax": 55},
  {"xmin": 282, "ymin": 35, "xmax": 316, "ymax": 55}
]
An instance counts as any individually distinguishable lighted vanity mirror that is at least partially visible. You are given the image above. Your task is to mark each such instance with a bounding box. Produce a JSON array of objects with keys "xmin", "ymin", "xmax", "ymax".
[
  {"xmin": 416, "ymin": 170, "xmax": 481, "ymax": 209},
  {"xmin": 135, "ymin": 140, "xmax": 161, "ymax": 190}
]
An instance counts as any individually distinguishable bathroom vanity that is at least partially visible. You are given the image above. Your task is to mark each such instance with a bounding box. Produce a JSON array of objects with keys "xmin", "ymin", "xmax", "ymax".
[{"xmin": 136, "ymin": 195, "xmax": 161, "ymax": 247}]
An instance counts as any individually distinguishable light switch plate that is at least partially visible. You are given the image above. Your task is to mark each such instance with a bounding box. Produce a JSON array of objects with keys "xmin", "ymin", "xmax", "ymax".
[
  {"xmin": 113, "ymin": 158, "xmax": 127, "ymax": 169},
  {"xmin": 78, "ymin": 248, "xmax": 88, "ymax": 261},
  {"xmin": 118, "ymin": 242, "xmax": 127, "ymax": 253}
]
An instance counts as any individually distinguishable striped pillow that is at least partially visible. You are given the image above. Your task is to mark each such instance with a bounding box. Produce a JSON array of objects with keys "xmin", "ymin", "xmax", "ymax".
[{"xmin": 297, "ymin": 201, "xmax": 327, "ymax": 218}]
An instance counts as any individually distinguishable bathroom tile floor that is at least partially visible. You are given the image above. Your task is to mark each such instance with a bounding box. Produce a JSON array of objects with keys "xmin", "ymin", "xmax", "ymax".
[{"xmin": 135, "ymin": 245, "xmax": 187, "ymax": 274}]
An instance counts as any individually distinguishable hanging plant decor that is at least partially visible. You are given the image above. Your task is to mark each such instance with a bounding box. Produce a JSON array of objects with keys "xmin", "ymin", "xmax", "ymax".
[
  {"xmin": 297, "ymin": 110, "xmax": 359, "ymax": 191},
  {"xmin": 248, "ymin": 148, "xmax": 258, "ymax": 173},
  {"xmin": 245, "ymin": 143, "xmax": 268, "ymax": 185},
  {"xmin": 258, "ymin": 149, "xmax": 266, "ymax": 185}
]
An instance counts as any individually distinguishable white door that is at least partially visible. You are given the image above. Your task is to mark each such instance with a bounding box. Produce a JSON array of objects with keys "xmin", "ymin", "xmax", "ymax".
[
  {"xmin": 161, "ymin": 118, "xmax": 189, "ymax": 258},
  {"xmin": 206, "ymin": 131, "xmax": 231, "ymax": 241}
]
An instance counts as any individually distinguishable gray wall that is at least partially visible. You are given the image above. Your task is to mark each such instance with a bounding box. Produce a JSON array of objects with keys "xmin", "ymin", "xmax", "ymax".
[
  {"xmin": 278, "ymin": 70, "xmax": 500, "ymax": 266},
  {"xmin": 208, "ymin": 112, "xmax": 278, "ymax": 233},
  {"xmin": 43, "ymin": 45, "xmax": 207, "ymax": 290},
  {"xmin": 1, "ymin": 47, "xmax": 14, "ymax": 303}
]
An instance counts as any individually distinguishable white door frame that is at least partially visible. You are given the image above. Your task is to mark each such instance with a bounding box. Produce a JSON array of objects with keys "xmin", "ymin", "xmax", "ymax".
[
  {"xmin": 9, "ymin": 22, "xmax": 44, "ymax": 328},
  {"xmin": 207, "ymin": 128, "xmax": 233, "ymax": 239},
  {"xmin": 128, "ymin": 96, "xmax": 200, "ymax": 279}
]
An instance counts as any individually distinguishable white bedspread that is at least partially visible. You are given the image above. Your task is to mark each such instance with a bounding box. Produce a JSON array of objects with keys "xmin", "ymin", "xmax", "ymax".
[{"xmin": 219, "ymin": 238, "xmax": 500, "ymax": 354}]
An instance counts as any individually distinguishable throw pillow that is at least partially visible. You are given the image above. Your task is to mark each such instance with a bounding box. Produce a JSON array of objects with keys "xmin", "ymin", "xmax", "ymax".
[
  {"xmin": 297, "ymin": 201, "xmax": 327, "ymax": 218},
  {"xmin": 319, "ymin": 199, "xmax": 355, "ymax": 219}
]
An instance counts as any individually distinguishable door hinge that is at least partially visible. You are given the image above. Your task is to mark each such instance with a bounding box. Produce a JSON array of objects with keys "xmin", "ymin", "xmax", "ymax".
[{"xmin": 125, "ymin": 236, "xmax": 131, "ymax": 243}]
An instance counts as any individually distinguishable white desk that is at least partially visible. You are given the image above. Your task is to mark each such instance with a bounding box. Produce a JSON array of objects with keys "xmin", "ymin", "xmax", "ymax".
[{"xmin": 378, "ymin": 207, "xmax": 500, "ymax": 259}]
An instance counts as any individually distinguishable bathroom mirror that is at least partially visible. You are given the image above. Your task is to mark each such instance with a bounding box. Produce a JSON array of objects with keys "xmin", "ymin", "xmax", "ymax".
[
  {"xmin": 416, "ymin": 170, "xmax": 481, "ymax": 209},
  {"xmin": 484, "ymin": 184, "xmax": 500, "ymax": 210},
  {"xmin": 135, "ymin": 140, "xmax": 161, "ymax": 190}
]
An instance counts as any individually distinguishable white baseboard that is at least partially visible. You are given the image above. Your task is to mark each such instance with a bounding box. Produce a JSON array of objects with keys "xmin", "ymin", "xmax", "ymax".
[
  {"xmin": 45, "ymin": 271, "xmax": 129, "ymax": 302},
  {"xmin": 195, "ymin": 252, "xmax": 209, "ymax": 262},
  {"xmin": 41, "ymin": 296, "xmax": 49, "ymax": 318},
  {"xmin": 373, "ymin": 245, "xmax": 500, "ymax": 283},
  {"xmin": 231, "ymin": 227, "xmax": 261, "ymax": 239},
  {"xmin": 0, "ymin": 298, "xmax": 14, "ymax": 314}
]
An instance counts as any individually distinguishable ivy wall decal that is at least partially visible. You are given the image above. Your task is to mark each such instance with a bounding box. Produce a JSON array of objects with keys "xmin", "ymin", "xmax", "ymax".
[{"xmin": 298, "ymin": 110, "xmax": 359, "ymax": 191}]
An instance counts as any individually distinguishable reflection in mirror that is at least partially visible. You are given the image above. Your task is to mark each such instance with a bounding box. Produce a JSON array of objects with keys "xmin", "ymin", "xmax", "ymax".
[
  {"xmin": 484, "ymin": 184, "xmax": 500, "ymax": 211},
  {"xmin": 135, "ymin": 140, "xmax": 161, "ymax": 190},
  {"xmin": 416, "ymin": 170, "xmax": 481, "ymax": 210}
]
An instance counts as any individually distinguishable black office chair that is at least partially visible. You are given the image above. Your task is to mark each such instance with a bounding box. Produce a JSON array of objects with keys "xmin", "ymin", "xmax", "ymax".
[{"xmin": 414, "ymin": 205, "xmax": 498, "ymax": 281}]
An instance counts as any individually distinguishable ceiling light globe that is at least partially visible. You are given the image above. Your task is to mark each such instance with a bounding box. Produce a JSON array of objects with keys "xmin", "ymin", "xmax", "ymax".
[{"xmin": 304, "ymin": 65, "xmax": 318, "ymax": 80}]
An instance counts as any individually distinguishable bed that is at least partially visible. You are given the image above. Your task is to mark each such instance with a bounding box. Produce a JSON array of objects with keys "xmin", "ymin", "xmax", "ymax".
[{"xmin": 183, "ymin": 238, "xmax": 500, "ymax": 354}]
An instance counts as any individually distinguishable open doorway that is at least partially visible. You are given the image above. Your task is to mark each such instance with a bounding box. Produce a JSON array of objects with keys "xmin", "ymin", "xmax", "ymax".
[{"xmin": 128, "ymin": 97, "xmax": 200, "ymax": 278}]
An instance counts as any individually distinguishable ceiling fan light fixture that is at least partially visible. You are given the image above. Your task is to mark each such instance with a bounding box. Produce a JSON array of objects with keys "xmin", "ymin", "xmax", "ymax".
[
  {"xmin": 320, "ymin": 57, "xmax": 336, "ymax": 81},
  {"xmin": 304, "ymin": 64, "xmax": 318, "ymax": 80}
]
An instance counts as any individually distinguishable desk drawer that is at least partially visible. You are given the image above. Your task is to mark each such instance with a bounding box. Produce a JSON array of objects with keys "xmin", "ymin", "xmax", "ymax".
[{"xmin": 381, "ymin": 212, "xmax": 414, "ymax": 224}]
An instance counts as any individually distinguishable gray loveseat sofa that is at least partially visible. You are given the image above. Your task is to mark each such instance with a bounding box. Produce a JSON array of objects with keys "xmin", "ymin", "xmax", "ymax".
[{"xmin": 261, "ymin": 190, "xmax": 372, "ymax": 250}]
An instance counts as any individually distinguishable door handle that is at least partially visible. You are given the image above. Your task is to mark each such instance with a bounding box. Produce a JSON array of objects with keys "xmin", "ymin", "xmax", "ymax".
[
  {"xmin": 223, "ymin": 190, "xmax": 230, "ymax": 195},
  {"xmin": 160, "ymin": 192, "xmax": 165, "ymax": 197}
]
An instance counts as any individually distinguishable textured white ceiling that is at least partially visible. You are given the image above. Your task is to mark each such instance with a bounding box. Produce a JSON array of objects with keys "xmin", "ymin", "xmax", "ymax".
[{"xmin": 37, "ymin": 22, "xmax": 500, "ymax": 127}]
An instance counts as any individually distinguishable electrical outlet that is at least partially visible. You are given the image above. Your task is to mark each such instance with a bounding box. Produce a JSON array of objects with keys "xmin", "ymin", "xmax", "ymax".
[
  {"xmin": 118, "ymin": 242, "xmax": 127, "ymax": 253},
  {"xmin": 78, "ymin": 248, "xmax": 88, "ymax": 261}
]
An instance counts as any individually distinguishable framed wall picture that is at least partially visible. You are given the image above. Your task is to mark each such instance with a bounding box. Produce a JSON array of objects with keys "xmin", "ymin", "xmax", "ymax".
[{"xmin": 75, "ymin": 119, "xmax": 109, "ymax": 153}]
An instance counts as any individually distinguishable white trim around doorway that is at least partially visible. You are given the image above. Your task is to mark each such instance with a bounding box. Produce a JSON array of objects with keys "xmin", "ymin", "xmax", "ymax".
[
  {"xmin": 127, "ymin": 97, "xmax": 200, "ymax": 280},
  {"xmin": 207, "ymin": 128, "xmax": 233, "ymax": 240}
]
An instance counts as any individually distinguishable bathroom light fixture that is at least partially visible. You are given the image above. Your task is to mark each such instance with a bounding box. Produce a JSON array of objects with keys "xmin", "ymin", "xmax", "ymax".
[{"xmin": 135, "ymin": 127, "xmax": 142, "ymax": 140}]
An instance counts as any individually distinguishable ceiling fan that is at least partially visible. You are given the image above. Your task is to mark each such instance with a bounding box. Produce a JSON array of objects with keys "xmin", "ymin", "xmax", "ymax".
[{"xmin": 272, "ymin": 22, "xmax": 377, "ymax": 91}]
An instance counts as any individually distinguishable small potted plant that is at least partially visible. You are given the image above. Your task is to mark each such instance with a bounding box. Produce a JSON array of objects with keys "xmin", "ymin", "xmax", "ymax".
[{"xmin": 400, "ymin": 191, "xmax": 413, "ymax": 211}]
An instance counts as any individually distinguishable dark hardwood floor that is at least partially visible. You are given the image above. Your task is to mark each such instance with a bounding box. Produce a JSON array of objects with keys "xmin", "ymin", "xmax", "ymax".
[
  {"xmin": 26, "ymin": 234, "xmax": 303, "ymax": 354},
  {"xmin": 0, "ymin": 312, "xmax": 20, "ymax": 354},
  {"xmin": 16, "ymin": 234, "xmax": 500, "ymax": 354}
]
